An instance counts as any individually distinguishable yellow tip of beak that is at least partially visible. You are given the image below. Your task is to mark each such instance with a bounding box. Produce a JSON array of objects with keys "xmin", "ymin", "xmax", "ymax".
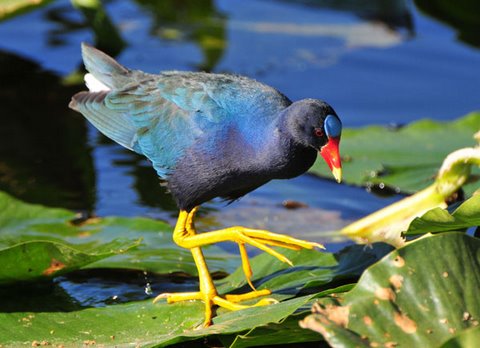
[{"xmin": 332, "ymin": 167, "xmax": 342, "ymax": 183}]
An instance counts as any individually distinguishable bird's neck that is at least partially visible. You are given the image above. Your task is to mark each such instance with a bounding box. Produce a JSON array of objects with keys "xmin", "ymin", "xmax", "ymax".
[{"xmin": 261, "ymin": 112, "xmax": 317, "ymax": 179}]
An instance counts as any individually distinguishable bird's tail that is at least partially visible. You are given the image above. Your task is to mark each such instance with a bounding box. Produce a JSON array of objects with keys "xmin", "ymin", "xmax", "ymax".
[
  {"xmin": 69, "ymin": 44, "xmax": 138, "ymax": 152},
  {"xmin": 81, "ymin": 42, "xmax": 130, "ymax": 90}
]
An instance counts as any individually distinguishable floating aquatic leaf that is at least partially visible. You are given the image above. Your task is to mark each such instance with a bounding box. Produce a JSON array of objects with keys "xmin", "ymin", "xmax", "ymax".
[
  {"xmin": 0, "ymin": 191, "xmax": 243, "ymax": 283},
  {"xmin": 0, "ymin": 191, "xmax": 141, "ymax": 283},
  {"xmin": 301, "ymin": 233, "xmax": 480, "ymax": 348},
  {"xmin": 406, "ymin": 194, "xmax": 480, "ymax": 235},
  {"xmin": 439, "ymin": 326, "xmax": 480, "ymax": 348},
  {"xmin": 0, "ymin": 218, "xmax": 387, "ymax": 347}
]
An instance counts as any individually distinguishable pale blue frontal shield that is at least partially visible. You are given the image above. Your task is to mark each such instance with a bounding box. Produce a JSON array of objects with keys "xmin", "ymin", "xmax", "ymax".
[{"xmin": 324, "ymin": 114, "xmax": 342, "ymax": 138}]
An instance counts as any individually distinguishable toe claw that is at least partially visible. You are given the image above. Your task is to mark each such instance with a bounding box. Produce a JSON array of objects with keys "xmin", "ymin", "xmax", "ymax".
[
  {"xmin": 153, "ymin": 293, "xmax": 170, "ymax": 303},
  {"xmin": 255, "ymin": 298, "xmax": 279, "ymax": 306}
]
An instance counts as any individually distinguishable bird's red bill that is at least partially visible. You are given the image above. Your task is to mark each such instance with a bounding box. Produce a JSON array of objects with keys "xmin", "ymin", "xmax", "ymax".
[{"xmin": 320, "ymin": 136, "xmax": 342, "ymax": 183}]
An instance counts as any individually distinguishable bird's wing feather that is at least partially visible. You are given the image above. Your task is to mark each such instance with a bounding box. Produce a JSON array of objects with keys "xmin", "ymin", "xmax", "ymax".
[
  {"xmin": 69, "ymin": 91, "xmax": 138, "ymax": 151},
  {"xmin": 70, "ymin": 44, "xmax": 291, "ymax": 178},
  {"xmin": 155, "ymin": 71, "xmax": 291, "ymax": 128},
  {"xmin": 101, "ymin": 77, "xmax": 227, "ymax": 177}
]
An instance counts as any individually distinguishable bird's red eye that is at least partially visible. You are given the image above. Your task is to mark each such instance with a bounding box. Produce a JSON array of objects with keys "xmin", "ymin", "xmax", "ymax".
[{"xmin": 314, "ymin": 128, "xmax": 324, "ymax": 137}]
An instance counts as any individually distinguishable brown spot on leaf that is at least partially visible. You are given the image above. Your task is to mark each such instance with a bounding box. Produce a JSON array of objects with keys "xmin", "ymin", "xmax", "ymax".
[
  {"xmin": 323, "ymin": 305, "xmax": 350, "ymax": 327},
  {"xmin": 282, "ymin": 200, "xmax": 308, "ymax": 209},
  {"xmin": 309, "ymin": 303, "xmax": 350, "ymax": 327},
  {"xmin": 439, "ymin": 318, "xmax": 448, "ymax": 324},
  {"xmin": 22, "ymin": 314, "xmax": 34, "ymax": 326},
  {"xmin": 392, "ymin": 256, "xmax": 405, "ymax": 268},
  {"xmin": 70, "ymin": 215, "xmax": 101, "ymax": 226},
  {"xmin": 389, "ymin": 275, "xmax": 404, "ymax": 291},
  {"xmin": 370, "ymin": 342, "xmax": 379, "ymax": 348},
  {"xmin": 77, "ymin": 231, "xmax": 92, "ymax": 238},
  {"xmin": 299, "ymin": 315, "xmax": 330, "ymax": 338},
  {"xmin": 384, "ymin": 342, "xmax": 398, "ymax": 348},
  {"xmin": 42, "ymin": 259, "xmax": 66, "ymax": 276},
  {"xmin": 463, "ymin": 312, "xmax": 472, "ymax": 321},
  {"xmin": 328, "ymin": 306, "xmax": 349, "ymax": 327},
  {"xmin": 312, "ymin": 302, "xmax": 322, "ymax": 313},
  {"xmin": 375, "ymin": 287, "xmax": 396, "ymax": 301},
  {"xmin": 449, "ymin": 327, "xmax": 457, "ymax": 334},
  {"xmin": 394, "ymin": 312, "xmax": 417, "ymax": 333},
  {"xmin": 442, "ymin": 272, "xmax": 449, "ymax": 278},
  {"xmin": 363, "ymin": 316, "xmax": 373, "ymax": 326}
]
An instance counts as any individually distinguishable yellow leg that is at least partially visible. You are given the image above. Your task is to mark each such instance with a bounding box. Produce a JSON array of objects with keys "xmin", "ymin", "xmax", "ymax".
[
  {"xmin": 154, "ymin": 207, "xmax": 323, "ymax": 327},
  {"xmin": 175, "ymin": 209, "xmax": 323, "ymax": 265}
]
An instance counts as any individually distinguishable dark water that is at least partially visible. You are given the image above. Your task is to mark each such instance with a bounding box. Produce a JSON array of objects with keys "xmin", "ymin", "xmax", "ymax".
[{"xmin": 0, "ymin": 1, "xmax": 479, "ymax": 248}]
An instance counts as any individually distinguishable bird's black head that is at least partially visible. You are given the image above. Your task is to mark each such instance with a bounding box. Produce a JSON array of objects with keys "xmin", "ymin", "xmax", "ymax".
[{"xmin": 282, "ymin": 99, "xmax": 342, "ymax": 182}]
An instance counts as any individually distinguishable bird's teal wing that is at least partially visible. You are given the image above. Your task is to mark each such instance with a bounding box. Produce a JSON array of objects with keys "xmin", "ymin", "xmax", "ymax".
[
  {"xmin": 71, "ymin": 75, "xmax": 215, "ymax": 178},
  {"xmin": 155, "ymin": 71, "xmax": 291, "ymax": 132},
  {"xmin": 70, "ymin": 44, "xmax": 291, "ymax": 178}
]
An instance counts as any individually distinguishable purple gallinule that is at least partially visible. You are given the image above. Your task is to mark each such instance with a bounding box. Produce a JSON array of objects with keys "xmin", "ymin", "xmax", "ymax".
[{"xmin": 70, "ymin": 43, "xmax": 342, "ymax": 326}]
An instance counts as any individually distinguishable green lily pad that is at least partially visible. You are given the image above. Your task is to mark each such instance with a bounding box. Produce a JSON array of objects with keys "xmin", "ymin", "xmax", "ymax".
[
  {"xmin": 0, "ymin": 238, "xmax": 388, "ymax": 346},
  {"xmin": 0, "ymin": 191, "xmax": 239, "ymax": 283},
  {"xmin": 0, "ymin": 192, "xmax": 141, "ymax": 283},
  {"xmin": 0, "ymin": 294, "xmax": 316, "ymax": 347},
  {"xmin": 0, "ymin": 239, "xmax": 140, "ymax": 284},
  {"xmin": 221, "ymin": 285, "xmax": 353, "ymax": 348},
  {"xmin": 216, "ymin": 243, "xmax": 392, "ymax": 296},
  {"xmin": 310, "ymin": 112, "xmax": 480, "ymax": 195},
  {"xmin": 222, "ymin": 313, "xmax": 322, "ymax": 348},
  {"xmin": 440, "ymin": 326, "xmax": 480, "ymax": 348},
  {"xmin": 406, "ymin": 194, "xmax": 480, "ymax": 235},
  {"xmin": 300, "ymin": 233, "xmax": 480, "ymax": 348}
]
